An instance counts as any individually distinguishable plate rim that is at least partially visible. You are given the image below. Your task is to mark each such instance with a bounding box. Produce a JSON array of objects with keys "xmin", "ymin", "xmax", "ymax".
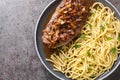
[{"xmin": 34, "ymin": 0, "xmax": 120, "ymax": 80}]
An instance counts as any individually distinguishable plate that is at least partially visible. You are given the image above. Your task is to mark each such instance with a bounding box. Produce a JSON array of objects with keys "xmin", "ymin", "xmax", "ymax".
[{"xmin": 35, "ymin": 0, "xmax": 120, "ymax": 79}]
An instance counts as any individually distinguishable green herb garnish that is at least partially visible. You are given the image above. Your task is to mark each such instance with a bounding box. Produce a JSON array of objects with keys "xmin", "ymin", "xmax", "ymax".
[
  {"xmin": 88, "ymin": 68, "xmax": 92, "ymax": 73},
  {"xmin": 81, "ymin": 57, "xmax": 84, "ymax": 60},
  {"xmin": 118, "ymin": 33, "xmax": 120, "ymax": 41},
  {"xmin": 100, "ymin": 26, "xmax": 105, "ymax": 31},
  {"xmin": 107, "ymin": 37, "xmax": 112, "ymax": 40},
  {"xmin": 92, "ymin": 55, "xmax": 95, "ymax": 60},
  {"xmin": 88, "ymin": 23, "xmax": 92, "ymax": 29},
  {"xmin": 110, "ymin": 47, "xmax": 117, "ymax": 54},
  {"xmin": 106, "ymin": 22, "xmax": 109, "ymax": 25},
  {"xmin": 79, "ymin": 34, "xmax": 86, "ymax": 39},
  {"xmin": 89, "ymin": 64, "xmax": 92, "ymax": 66},
  {"xmin": 87, "ymin": 50, "xmax": 91, "ymax": 56},
  {"xmin": 74, "ymin": 44, "xmax": 81, "ymax": 49}
]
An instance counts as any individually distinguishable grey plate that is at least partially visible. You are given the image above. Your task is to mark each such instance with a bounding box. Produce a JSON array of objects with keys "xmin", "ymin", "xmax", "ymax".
[{"xmin": 35, "ymin": 0, "xmax": 120, "ymax": 80}]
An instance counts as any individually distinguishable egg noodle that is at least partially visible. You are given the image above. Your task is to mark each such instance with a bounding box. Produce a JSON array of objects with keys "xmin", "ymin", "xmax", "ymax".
[{"xmin": 46, "ymin": 2, "xmax": 120, "ymax": 80}]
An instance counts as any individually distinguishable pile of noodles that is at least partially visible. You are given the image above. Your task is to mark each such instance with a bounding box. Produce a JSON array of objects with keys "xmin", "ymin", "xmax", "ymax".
[{"xmin": 46, "ymin": 2, "xmax": 120, "ymax": 80}]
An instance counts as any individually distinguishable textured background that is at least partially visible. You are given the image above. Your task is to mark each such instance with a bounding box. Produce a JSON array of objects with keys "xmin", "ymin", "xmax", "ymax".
[{"xmin": 0, "ymin": 0, "xmax": 120, "ymax": 80}]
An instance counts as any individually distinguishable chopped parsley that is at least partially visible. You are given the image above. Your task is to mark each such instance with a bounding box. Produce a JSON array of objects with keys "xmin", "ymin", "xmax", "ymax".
[
  {"xmin": 107, "ymin": 37, "xmax": 112, "ymax": 40},
  {"xmin": 74, "ymin": 44, "xmax": 81, "ymax": 49},
  {"xmin": 88, "ymin": 23, "xmax": 92, "ymax": 29},
  {"xmin": 100, "ymin": 25, "xmax": 105, "ymax": 31},
  {"xmin": 100, "ymin": 26, "xmax": 105, "ymax": 31},
  {"xmin": 79, "ymin": 34, "xmax": 86, "ymax": 39},
  {"xmin": 110, "ymin": 47, "xmax": 117, "ymax": 54},
  {"xmin": 106, "ymin": 22, "xmax": 109, "ymax": 25},
  {"xmin": 118, "ymin": 33, "xmax": 120, "ymax": 41},
  {"xmin": 89, "ymin": 64, "xmax": 92, "ymax": 66},
  {"xmin": 87, "ymin": 50, "xmax": 91, "ymax": 57}
]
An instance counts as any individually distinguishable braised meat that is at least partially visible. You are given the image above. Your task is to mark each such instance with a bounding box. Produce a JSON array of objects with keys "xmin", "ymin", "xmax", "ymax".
[{"xmin": 42, "ymin": 0, "xmax": 93, "ymax": 48}]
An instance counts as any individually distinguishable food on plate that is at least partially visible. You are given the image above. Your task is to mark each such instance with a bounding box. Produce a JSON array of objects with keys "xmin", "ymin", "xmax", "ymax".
[
  {"xmin": 46, "ymin": 2, "xmax": 120, "ymax": 80},
  {"xmin": 42, "ymin": 0, "xmax": 93, "ymax": 48}
]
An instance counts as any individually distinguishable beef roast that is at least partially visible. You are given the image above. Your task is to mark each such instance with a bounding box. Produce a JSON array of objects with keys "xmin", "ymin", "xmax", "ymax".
[{"xmin": 42, "ymin": 0, "xmax": 93, "ymax": 48}]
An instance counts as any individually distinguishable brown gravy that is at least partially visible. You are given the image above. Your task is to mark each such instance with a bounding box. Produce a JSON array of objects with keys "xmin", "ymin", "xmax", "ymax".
[{"xmin": 42, "ymin": 8, "xmax": 56, "ymax": 58}]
